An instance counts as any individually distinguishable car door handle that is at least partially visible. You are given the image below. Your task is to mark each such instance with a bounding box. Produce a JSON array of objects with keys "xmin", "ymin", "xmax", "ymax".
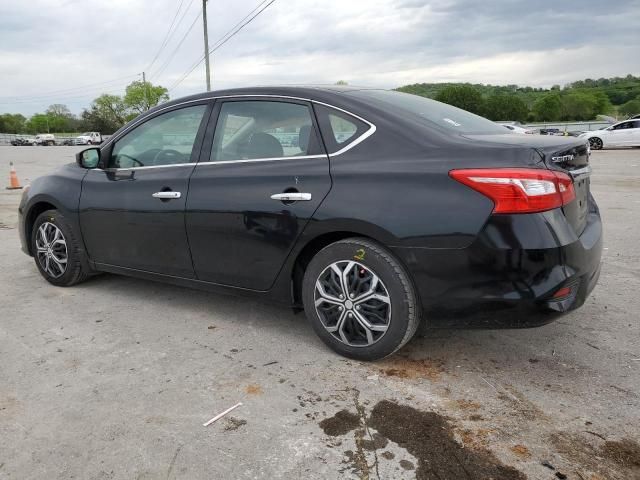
[
  {"xmin": 270, "ymin": 192, "xmax": 312, "ymax": 202},
  {"xmin": 152, "ymin": 191, "xmax": 181, "ymax": 199}
]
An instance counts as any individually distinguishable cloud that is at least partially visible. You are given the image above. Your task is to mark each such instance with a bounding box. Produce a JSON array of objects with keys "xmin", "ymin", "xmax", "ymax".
[{"xmin": 0, "ymin": 0, "xmax": 639, "ymax": 115}]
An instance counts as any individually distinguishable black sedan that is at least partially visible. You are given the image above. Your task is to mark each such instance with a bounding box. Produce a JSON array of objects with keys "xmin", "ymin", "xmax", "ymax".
[{"xmin": 18, "ymin": 86, "xmax": 602, "ymax": 360}]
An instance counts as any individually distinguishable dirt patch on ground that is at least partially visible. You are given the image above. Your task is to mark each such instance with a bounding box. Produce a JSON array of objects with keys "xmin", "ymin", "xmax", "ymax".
[
  {"xmin": 510, "ymin": 445, "xmax": 531, "ymax": 459},
  {"xmin": 224, "ymin": 417, "xmax": 247, "ymax": 431},
  {"xmin": 458, "ymin": 427, "xmax": 496, "ymax": 450},
  {"xmin": 369, "ymin": 401, "xmax": 525, "ymax": 479},
  {"xmin": 601, "ymin": 439, "xmax": 640, "ymax": 470},
  {"xmin": 377, "ymin": 357, "xmax": 444, "ymax": 381},
  {"xmin": 245, "ymin": 384, "xmax": 263, "ymax": 395},
  {"xmin": 319, "ymin": 409, "xmax": 361, "ymax": 436},
  {"xmin": 551, "ymin": 432, "xmax": 640, "ymax": 480}
]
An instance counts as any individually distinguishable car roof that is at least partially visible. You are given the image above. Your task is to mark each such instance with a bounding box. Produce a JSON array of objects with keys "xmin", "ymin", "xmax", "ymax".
[{"xmin": 158, "ymin": 85, "xmax": 382, "ymax": 110}]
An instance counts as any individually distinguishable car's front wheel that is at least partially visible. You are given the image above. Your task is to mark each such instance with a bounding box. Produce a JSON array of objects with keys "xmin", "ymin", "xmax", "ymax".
[
  {"xmin": 302, "ymin": 238, "xmax": 420, "ymax": 360},
  {"xmin": 31, "ymin": 210, "xmax": 90, "ymax": 287},
  {"xmin": 589, "ymin": 137, "xmax": 603, "ymax": 150}
]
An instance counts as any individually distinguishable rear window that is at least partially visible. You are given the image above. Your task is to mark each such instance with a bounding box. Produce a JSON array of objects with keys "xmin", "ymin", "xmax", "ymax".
[{"xmin": 348, "ymin": 90, "xmax": 507, "ymax": 135}]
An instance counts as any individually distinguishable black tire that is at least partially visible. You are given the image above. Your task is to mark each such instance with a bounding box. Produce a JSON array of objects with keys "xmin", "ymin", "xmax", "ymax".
[
  {"xmin": 589, "ymin": 137, "xmax": 603, "ymax": 150},
  {"xmin": 31, "ymin": 210, "xmax": 90, "ymax": 287},
  {"xmin": 302, "ymin": 237, "xmax": 420, "ymax": 360}
]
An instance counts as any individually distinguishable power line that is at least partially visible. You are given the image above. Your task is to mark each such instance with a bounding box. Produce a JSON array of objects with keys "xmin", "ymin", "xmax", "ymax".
[
  {"xmin": 0, "ymin": 85, "xmax": 131, "ymax": 105},
  {"xmin": 0, "ymin": 74, "xmax": 139, "ymax": 102},
  {"xmin": 169, "ymin": 0, "xmax": 276, "ymax": 92},
  {"xmin": 149, "ymin": 8, "xmax": 203, "ymax": 82},
  {"xmin": 144, "ymin": 0, "xmax": 188, "ymax": 73},
  {"xmin": 168, "ymin": 0, "xmax": 273, "ymax": 91}
]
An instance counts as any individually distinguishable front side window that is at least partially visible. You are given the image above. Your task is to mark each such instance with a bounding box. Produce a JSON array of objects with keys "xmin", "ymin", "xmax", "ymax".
[
  {"xmin": 110, "ymin": 105, "xmax": 207, "ymax": 168},
  {"xmin": 211, "ymin": 101, "xmax": 320, "ymax": 162},
  {"xmin": 612, "ymin": 122, "xmax": 632, "ymax": 130}
]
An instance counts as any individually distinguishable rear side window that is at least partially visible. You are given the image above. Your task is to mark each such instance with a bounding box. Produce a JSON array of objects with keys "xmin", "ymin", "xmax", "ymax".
[
  {"xmin": 210, "ymin": 100, "xmax": 322, "ymax": 162},
  {"xmin": 314, "ymin": 104, "xmax": 370, "ymax": 154}
]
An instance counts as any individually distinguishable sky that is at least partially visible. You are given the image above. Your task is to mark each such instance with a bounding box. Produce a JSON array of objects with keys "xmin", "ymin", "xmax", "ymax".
[{"xmin": 1, "ymin": 0, "xmax": 639, "ymax": 116}]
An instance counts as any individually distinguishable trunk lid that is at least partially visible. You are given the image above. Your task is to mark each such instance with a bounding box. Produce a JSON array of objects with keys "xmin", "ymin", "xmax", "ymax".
[
  {"xmin": 532, "ymin": 138, "xmax": 591, "ymax": 235},
  {"xmin": 463, "ymin": 134, "xmax": 592, "ymax": 234}
]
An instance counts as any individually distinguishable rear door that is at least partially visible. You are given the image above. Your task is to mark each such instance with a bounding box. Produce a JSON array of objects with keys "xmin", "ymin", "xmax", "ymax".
[
  {"xmin": 629, "ymin": 120, "xmax": 640, "ymax": 145},
  {"xmin": 80, "ymin": 102, "xmax": 211, "ymax": 278},
  {"xmin": 186, "ymin": 98, "xmax": 331, "ymax": 290}
]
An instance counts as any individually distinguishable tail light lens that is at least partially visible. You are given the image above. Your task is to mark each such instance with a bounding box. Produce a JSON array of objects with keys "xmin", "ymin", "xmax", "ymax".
[{"xmin": 449, "ymin": 168, "xmax": 575, "ymax": 214}]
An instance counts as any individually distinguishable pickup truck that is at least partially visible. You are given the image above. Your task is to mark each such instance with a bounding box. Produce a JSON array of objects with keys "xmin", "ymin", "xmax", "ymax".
[
  {"xmin": 74, "ymin": 132, "xmax": 103, "ymax": 145},
  {"xmin": 35, "ymin": 134, "xmax": 56, "ymax": 146}
]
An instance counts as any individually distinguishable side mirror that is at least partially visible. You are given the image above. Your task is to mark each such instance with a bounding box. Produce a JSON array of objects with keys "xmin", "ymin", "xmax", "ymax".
[{"xmin": 76, "ymin": 147, "xmax": 100, "ymax": 169}]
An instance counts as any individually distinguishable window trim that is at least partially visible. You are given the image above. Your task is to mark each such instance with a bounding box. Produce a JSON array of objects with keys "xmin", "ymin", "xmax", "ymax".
[{"xmin": 99, "ymin": 95, "xmax": 376, "ymax": 168}]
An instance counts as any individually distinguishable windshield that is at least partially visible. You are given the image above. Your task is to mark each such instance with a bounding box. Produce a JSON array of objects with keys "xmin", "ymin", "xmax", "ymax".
[{"xmin": 348, "ymin": 90, "xmax": 508, "ymax": 135}]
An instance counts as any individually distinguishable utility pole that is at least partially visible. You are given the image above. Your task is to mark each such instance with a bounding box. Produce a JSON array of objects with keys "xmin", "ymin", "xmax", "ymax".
[
  {"xmin": 142, "ymin": 71, "xmax": 149, "ymax": 110},
  {"xmin": 202, "ymin": 0, "xmax": 211, "ymax": 91}
]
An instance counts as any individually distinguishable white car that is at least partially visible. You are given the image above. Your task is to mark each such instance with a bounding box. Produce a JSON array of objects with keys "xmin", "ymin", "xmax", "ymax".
[
  {"xmin": 34, "ymin": 133, "xmax": 56, "ymax": 146},
  {"xmin": 500, "ymin": 124, "xmax": 535, "ymax": 134},
  {"xmin": 580, "ymin": 119, "xmax": 640, "ymax": 149},
  {"xmin": 75, "ymin": 132, "xmax": 103, "ymax": 145}
]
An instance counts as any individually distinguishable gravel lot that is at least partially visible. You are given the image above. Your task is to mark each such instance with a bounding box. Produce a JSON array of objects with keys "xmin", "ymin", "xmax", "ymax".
[{"xmin": 1, "ymin": 145, "xmax": 639, "ymax": 480}]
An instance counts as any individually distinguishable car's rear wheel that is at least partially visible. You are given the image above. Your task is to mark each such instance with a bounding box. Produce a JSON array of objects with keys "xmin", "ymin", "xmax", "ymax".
[
  {"xmin": 302, "ymin": 238, "xmax": 420, "ymax": 360},
  {"xmin": 31, "ymin": 210, "xmax": 90, "ymax": 287},
  {"xmin": 589, "ymin": 137, "xmax": 603, "ymax": 150}
]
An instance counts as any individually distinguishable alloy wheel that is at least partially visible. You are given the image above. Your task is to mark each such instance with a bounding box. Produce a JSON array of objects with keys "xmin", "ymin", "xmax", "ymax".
[
  {"xmin": 314, "ymin": 260, "xmax": 391, "ymax": 347},
  {"xmin": 35, "ymin": 222, "xmax": 68, "ymax": 278},
  {"xmin": 589, "ymin": 137, "xmax": 603, "ymax": 150}
]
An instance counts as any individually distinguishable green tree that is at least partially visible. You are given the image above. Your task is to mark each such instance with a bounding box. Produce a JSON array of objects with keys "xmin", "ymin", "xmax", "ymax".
[
  {"xmin": 560, "ymin": 92, "xmax": 599, "ymax": 121},
  {"xmin": 25, "ymin": 114, "xmax": 51, "ymax": 134},
  {"xmin": 79, "ymin": 106, "xmax": 122, "ymax": 134},
  {"xmin": 619, "ymin": 98, "xmax": 640, "ymax": 117},
  {"xmin": 435, "ymin": 85, "xmax": 484, "ymax": 114},
  {"xmin": 92, "ymin": 94, "xmax": 129, "ymax": 127},
  {"xmin": 483, "ymin": 94, "xmax": 529, "ymax": 122},
  {"xmin": 532, "ymin": 93, "xmax": 562, "ymax": 121},
  {"xmin": 45, "ymin": 104, "xmax": 75, "ymax": 132},
  {"xmin": 335, "ymin": 80, "xmax": 348, "ymax": 85},
  {"xmin": 123, "ymin": 81, "xmax": 169, "ymax": 114},
  {"xmin": 0, "ymin": 113, "xmax": 26, "ymax": 133}
]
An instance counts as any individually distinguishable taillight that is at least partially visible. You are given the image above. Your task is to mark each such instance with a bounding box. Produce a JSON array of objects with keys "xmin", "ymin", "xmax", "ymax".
[{"xmin": 449, "ymin": 168, "xmax": 575, "ymax": 214}]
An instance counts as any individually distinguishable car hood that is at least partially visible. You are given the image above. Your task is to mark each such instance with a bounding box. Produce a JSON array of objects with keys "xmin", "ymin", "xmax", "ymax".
[{"xmin": 580, "ymin": 130, "xmax": 609, "ymax": 139}]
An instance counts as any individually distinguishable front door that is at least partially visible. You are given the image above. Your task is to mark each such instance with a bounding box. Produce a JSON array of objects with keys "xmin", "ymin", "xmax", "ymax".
[
  {"xmin": 186, "ymin": 98, "xmax": 331, "ymax": 290},
  {"xmin": 80, "ymin": 102, "xmax": 211, "ymax": 278},
  {"xmin": 607, "ymin": 120, "xmax": 637, "ymax": 146}
]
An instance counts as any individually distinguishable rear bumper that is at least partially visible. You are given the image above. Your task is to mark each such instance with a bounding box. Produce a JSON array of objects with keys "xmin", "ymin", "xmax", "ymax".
[{"xmin": 392, "ymin": 205, "xmax": 603, "ymax": 328}]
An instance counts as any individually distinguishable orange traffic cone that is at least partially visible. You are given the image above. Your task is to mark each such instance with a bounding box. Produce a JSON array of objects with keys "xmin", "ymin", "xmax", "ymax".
[{"xmin": 7, "ymin": 162, "xmax": 23, "ymax": 190}]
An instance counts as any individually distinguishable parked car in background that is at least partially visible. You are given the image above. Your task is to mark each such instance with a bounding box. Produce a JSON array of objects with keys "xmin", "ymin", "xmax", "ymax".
[
  {"xmin": 34, "ymin": 134, "xmax": 56, "ymax": 146},
  {"xmin": 18, "ymin": 87, "xmax": 602, "ymax": 360},
  {"xmin": 75, "ymin": 132, "xmax": 103, "ymax": 145},
  {"xmin": 10, "ymin": 136, "xmax": 36, "ymax": 146},
  {"xmin": 500, "ymin": 124, "xmax": 534, "ymax": 134},
  {"xmin": 580, "ymin": 119, "xmax": 640, "ymax": 149}
]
